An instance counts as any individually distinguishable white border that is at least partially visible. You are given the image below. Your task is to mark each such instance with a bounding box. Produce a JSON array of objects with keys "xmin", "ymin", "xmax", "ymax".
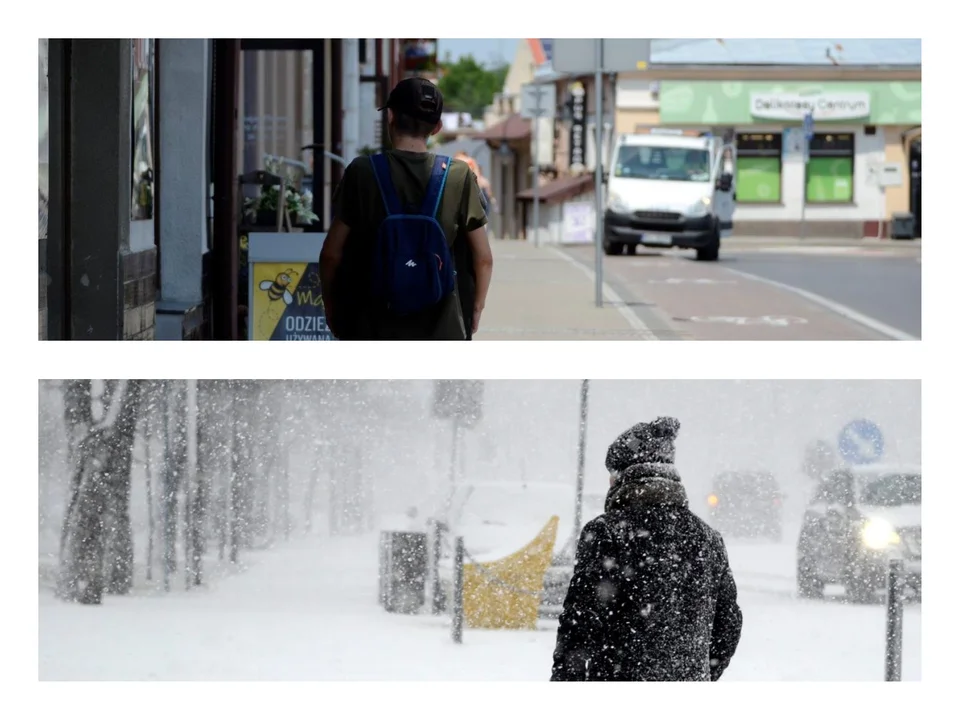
[{"xmin": 14, "ymin": 3, "xmax": 954, "ymax": 718}]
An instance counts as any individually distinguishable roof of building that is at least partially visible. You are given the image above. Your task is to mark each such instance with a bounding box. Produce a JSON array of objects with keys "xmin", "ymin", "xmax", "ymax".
[
  {"xmin": 652, "ymin": 38, "xmax": 921, "ymax": 66},
  {"xmin": 474, "ymin": 113, "xmax": 531, "ymax": 142},
  {"xmin": 531, "ymin": 38, "xmax": 920, "ymax": 71}
]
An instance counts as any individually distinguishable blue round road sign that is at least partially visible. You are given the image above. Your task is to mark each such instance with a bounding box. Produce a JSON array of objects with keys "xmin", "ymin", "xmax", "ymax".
[{"xmin": 838, "ymin": 419, "xmax": 884, "ymax": 465}]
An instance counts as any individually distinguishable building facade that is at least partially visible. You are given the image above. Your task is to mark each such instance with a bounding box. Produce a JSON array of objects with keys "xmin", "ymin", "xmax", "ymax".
[
  {"xmin": 526, "ymin": 39, "xmax": 921, "ymax": 241},
  {"xmin": 40, "ymin": 38, "xmax": 405, "ymax": 340},
  {"xmin": 649, "ymin": 78, "xmax": 921, "ymax": 238}
]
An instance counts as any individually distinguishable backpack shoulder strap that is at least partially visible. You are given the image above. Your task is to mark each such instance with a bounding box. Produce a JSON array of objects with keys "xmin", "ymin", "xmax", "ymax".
[
  {"xmin": 370, "ymin": 153, "xmax": 402, "ymax": 216},
  {"xmin": 419, "ymin": 155, "xmax": 451, "ymax": 219}
]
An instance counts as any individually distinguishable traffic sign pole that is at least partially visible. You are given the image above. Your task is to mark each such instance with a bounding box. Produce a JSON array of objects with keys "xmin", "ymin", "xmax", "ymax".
[
  {"xmin": 801, "ymin": 112, "xmax": 813, "ymax": 242},
  {"xmin": 594, "ymin": 39, "xmax": 604, "ymax": 308},
  {"xmin": 520, "ymin": 84, "xmax": 555, "ymax": 249},
  {"xmin": 533, "ymin": 88, "xmax": 541, "ymax": 248}
]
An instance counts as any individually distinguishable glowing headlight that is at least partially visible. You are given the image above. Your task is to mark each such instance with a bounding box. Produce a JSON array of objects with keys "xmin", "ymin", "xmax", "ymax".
[
  {"xmin": 861, "ymin": 518, "xmax": 901, "ymax": 550},
  {"xmin": 608, "ymin": 192, "xmax": 629, "ymax": 213}
]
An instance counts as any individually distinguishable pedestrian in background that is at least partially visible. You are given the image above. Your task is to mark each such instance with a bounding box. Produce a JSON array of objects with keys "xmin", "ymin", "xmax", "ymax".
[{"xmin": 551, "ymin": 416, "xmax": 742, "ymax": 681}]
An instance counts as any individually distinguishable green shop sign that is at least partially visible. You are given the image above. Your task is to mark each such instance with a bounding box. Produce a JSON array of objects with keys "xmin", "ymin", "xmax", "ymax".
[{"xmin": 659, "ymin": 81, "xmax": 921, "ymax": 125}]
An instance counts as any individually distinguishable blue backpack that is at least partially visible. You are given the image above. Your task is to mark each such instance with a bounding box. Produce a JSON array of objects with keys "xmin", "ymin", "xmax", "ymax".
[{"xmin": 369, "ymin": 153, "xmax": 456, "ymax": 316}]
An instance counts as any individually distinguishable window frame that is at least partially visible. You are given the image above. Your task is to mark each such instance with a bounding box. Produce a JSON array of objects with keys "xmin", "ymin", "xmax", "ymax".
[
  {"xmin": 805, "ymin": 130, "xmax": 856, "ymax": 205},
  {"xmin": 734, "ymin": 131, "xmax": 784, "ymax": 205}
]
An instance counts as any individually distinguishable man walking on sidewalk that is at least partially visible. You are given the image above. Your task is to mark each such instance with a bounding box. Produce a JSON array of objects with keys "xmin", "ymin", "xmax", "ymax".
[
  {"xmin": 551, "ymin": 417, "xmax": 742, "ymax": 681},
  {"xmin": 320, "ymin": 77, "xmax": 493, "ymax": 340}
]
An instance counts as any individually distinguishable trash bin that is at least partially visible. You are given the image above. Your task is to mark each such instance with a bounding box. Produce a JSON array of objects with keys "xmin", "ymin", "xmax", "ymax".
[
  {"xmin": 891, "ymin": 213, "xmax": 916, "ymax": 240},
  {"xmin": 379, "ymin": 530, "xmax": 428, "ymax": 614}
]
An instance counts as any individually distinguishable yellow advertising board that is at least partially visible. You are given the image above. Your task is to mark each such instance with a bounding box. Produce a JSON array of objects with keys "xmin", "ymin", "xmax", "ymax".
[{"xmin": 246, "ymin": 233, "xmax": 333, "ymax": 341}]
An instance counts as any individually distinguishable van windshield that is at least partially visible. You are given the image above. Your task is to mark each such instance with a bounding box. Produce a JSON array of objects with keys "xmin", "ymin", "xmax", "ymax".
[{"xmin": 614, "ymin": 146, "xmax": 711, "ymax": 182}]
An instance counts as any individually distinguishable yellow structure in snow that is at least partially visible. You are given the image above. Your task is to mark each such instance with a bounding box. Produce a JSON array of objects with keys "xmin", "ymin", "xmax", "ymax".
[{"xmin": 463, "ymin": 516, "xmax": 559, "ymax": 630}]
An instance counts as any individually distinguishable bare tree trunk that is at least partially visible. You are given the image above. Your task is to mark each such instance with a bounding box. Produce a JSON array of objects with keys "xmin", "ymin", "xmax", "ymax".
[
  {"xmin": 279, "ymin": 443, "xmax": 292, "ymax": 542},
  {"xmin": 105, "ymin": 380, "xmax": 143, "ymax": 595},
  {"xmin": 58, "ymin": 380, "xmax": 136, "ymax": 604},
  {"xmin": 144, "ymin": 407, "xmax": 155, "ymax": 582},
  {"xmin": 63, "ymin": 380, "xmax": 93, "ymax": 471},
  {"xmin": 229, "ymin": 385, "xmax": 243, "ymax": 564},
  {"xmin": 192, "ymin": 381, "xmax": 212, "ymax": 586},
  {"xmin": 162, "ymin": 381, "xmax": 185, "ymax": 591}
]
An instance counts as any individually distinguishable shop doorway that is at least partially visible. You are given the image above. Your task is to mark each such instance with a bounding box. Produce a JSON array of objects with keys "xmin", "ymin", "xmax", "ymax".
[
  {"xmin": 909, "ymin": 139, "xmax": 921, "ymax": 238},
  {"xmin": 238, "ymin": 39, "xmax": 327, "ymax": 228}
]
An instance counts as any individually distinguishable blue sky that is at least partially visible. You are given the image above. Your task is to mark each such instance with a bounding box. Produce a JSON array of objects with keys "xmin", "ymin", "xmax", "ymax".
[{"xmin": 437, "ymin": 38, "xmax": 520, "ymax": 67}]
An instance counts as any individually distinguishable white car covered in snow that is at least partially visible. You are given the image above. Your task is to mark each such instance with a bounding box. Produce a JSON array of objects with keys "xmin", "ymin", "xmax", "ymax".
[{"xmin": 796, "ymin": 464, "xmax": 921, "ymax": 603}]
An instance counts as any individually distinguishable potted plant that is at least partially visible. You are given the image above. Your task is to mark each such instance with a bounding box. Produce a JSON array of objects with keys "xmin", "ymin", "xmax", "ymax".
[{"xmin": 243, "ymin": 157, "xmax": 320, "ymax": 229}]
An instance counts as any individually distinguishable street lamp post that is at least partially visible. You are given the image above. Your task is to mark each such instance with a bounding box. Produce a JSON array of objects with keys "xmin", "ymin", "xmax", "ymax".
[{"xmin": 572, "ymin": 379, "xmax": 590, "ymax": 543}]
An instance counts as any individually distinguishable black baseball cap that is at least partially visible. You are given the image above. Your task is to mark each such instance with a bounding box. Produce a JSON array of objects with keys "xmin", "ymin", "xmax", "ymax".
[{"xmin": 379, "ymin": 77, "xmax": 444, "ymax": 125}]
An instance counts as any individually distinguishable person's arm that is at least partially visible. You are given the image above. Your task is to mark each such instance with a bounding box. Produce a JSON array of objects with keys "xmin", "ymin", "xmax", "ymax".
[
  {"xmin": 466, "ymin": 227, "xmax": 492, "ymax": 335},
  {"xmin": 551, "ymin": 519, "xmax": 616, "ymax": 681},
  {"xmin": 319, "ymin": 159, "xmax": 364, "ymax": 338},
  {"xmin": 319, "ymin": 218, "xmax": 349, "ymax": 336},
  {"xmin": 709, "ymin": 537, "xmax": 743, "ymax": 680},
  {"xmin": 461, "ymin": 170, "xmax": 493, "ymax": 335}
]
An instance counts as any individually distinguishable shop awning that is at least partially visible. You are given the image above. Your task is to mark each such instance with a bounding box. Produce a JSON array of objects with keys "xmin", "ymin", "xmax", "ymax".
[{"xmin": 516, "ymin": 174, "xmax": 594, "ymax": 204}]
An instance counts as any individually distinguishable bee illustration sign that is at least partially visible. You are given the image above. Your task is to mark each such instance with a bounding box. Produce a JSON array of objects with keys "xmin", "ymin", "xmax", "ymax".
[{"xmin": 247, "ymin": 233, "xmax": 334, "ymax": 341}]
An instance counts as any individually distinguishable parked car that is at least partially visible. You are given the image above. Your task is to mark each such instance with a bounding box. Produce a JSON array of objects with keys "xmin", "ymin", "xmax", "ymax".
[
  {"xmin": 706, "ymin": 470, "xmax": 783, "ymax": 541},
  {"xmin": 796, "ymin": 465, "xmax": 921, "ymax": 603}
]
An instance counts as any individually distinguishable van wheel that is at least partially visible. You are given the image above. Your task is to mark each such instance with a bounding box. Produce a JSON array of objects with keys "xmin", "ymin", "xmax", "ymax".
[
  {"xmin": 604, "ymin": 240, "xmax": 624, "ymax": 256},
  {"xmin": 626, "ymin": 243, "xmax": 637, "ymax": 255},
  {"xmin": 696, "ymin": 229, "xmax": 721, "ymax": 261}
]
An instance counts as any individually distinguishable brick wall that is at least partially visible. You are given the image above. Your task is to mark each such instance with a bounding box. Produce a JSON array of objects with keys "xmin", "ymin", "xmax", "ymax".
[{"xmin": 121, "ymin": 247, "xmax": 157, "ymax": 339}]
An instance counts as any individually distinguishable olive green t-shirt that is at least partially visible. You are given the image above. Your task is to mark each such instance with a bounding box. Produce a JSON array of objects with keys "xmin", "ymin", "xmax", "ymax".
[{"xmin": 330, "ymin": 150, "xmax": 488, "ymax": 340}]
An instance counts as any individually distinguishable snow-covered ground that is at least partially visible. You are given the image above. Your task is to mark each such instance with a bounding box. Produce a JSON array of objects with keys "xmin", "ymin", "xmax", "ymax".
[{"xmin": 39, "ymin": 525, "xmax": 920, "ymax": 681}]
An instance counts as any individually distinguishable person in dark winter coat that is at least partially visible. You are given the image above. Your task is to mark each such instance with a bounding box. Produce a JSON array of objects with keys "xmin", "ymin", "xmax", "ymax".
[{"xmin": 551, "ymin": 416, "xmax": 742, "ymax": 682}]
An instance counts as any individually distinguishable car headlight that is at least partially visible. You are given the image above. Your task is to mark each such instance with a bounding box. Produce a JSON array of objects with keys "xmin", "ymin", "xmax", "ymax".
[
  {"xmin": 689, "ymin": 196, "xmax": 712, "ymax": 216},
  {"xmin": 861, "ymin": 518, "xmax": 901, "ymax": 550},
  {"xmin": 607, "ymin": 192, "xmax": 629, "ymax": 213}
]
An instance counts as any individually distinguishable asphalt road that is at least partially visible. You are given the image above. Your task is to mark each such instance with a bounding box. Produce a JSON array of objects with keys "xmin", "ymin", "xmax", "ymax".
[
  {"xmin": 720, "ymin": 251, "xmax": 921, "ymax": 339},
  {"xmin": 557, "ymin": 244, "xmax": 921, "ymax": 341}
]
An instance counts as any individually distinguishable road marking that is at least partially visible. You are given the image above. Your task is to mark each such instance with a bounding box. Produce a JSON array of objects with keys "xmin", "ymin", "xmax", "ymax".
[
  {"xmin": 648, "ymin": 278, "xmax": 738, "ymax": 285},
  {"xmin": 688, "ymin": 315, "xmax": 808, "ymax": 327},
  {"xmin": 627, "ymin": 260, "xmax": 676, "ymax": 268},
  {"xmin": 721, "ymin": 266, "xmax": 919, "ymax": 341},
  {"xmin": 548, "ymin": 247, "xmax": 660, "ymax": 340}
]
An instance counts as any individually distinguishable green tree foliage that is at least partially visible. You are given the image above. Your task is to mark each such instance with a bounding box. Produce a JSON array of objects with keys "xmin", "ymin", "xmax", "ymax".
[{"xmin": 438, "ymin": 55, "xmax": 509, "ymax": 118}]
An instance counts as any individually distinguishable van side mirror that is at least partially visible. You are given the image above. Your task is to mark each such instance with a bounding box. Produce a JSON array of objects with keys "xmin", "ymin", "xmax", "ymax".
[{"xmin": 717, "ymin": 172, "xmax": 733, "ymax": 192}]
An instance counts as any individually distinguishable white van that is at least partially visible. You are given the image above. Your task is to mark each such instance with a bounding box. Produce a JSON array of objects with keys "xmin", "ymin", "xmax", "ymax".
[{"xmin": 604, "ymin": 130, "xmax": 736, "ymax": 261}]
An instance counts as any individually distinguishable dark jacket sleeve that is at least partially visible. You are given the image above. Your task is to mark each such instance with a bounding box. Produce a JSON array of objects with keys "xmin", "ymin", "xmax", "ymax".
[
  {"xmin": 550, "ymin": 518, "xmax": 617, "ymax": 681},
  {"xmin": 709, "ymin": 536, "xmax": 742, "ymax": 681}
]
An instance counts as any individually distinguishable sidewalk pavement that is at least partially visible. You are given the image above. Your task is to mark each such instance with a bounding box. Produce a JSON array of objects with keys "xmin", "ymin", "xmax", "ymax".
[
  {"xmin": 724, "ymin": 235, "xmax": 921, "ymax": 249},
  {"xmin": 475, "ymin": 239, "xmax": 658, "ymax": 341}
]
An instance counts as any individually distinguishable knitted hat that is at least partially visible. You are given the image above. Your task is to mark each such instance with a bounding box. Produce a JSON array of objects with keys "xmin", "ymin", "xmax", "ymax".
[{"xmin": 605, "ymin": 416, "xmax": 681, "ymax": 474}]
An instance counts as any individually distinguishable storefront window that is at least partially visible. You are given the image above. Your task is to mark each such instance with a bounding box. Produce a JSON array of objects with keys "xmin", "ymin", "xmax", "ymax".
[
  {"xmin": 735, "ymin": 133, "xmax": 782, "ymax": 203},
  {"xmin": 806, "ymin": 132, "xmax": 855, "ymax": 203},
  {"xmin": 239, "ymin": 49, "xmax": 314, "ymax": 178},
  {"xmin": 131, "ymin": 39, "xmax": 155, "ymax": 221}
]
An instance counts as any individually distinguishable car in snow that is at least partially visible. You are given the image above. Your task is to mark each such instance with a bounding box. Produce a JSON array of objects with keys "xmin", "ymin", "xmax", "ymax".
[
  {"xmin": 796, "ymin": 464, "xmax": 921, "ymax": 603},
  {"xmin": 706, "ymin": 470, "xmax": 784, "ymax": 541}
]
